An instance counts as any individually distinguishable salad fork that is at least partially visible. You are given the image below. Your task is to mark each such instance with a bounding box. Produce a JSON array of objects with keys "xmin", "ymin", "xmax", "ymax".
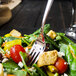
[{"xmin": 28, "ymin": 0, "xmax": 54, "ymax": 65}]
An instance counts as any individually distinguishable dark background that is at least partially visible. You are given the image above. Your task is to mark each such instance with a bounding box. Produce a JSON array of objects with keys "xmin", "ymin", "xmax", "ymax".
[{"xmin": 0, "ymin": 0, "xmax": 72, "ymax": 36}]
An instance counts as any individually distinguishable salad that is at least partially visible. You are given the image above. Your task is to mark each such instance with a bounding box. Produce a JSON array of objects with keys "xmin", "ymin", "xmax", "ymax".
[{"xmin": 0, "ymin": 24, "xmax": 76, "ymax": 76}]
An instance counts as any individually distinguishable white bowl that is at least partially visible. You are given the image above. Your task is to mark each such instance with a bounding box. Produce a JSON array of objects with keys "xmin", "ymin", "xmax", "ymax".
[
  {"xmin": 1, "ymin": 0, "xmax": 12, "ymax": 3},
  {"xmin": 0, "ymin": 6, "xmax": 12, "ymax": 26}
]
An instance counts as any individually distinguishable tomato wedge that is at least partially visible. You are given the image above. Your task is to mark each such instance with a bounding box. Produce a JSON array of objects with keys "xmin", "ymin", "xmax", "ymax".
[
  {"xmin": 55, "ymin": 57, "xmax": 68, "ymax": 74},
  {"xmin": 10, "ymin": 45, "xmax": 26, "ymax": 63}
]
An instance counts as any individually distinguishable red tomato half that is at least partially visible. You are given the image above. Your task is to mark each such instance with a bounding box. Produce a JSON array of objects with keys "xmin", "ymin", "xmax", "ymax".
[
  {"xmin": 10, "ymin": 45, "xmax": 25, "ymax": 63},
  {"xmin": 55, "ymin": 57, "xmax": 68, "ymax": 74}
]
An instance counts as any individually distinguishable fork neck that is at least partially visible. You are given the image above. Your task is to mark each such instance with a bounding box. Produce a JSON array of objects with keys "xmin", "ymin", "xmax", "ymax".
[{"xmin": 40, "ymin": 0, "xmax": 54, "ymax": 34}]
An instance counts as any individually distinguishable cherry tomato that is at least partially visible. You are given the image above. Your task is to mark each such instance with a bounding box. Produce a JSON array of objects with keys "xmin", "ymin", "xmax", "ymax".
[
  {"xmin": 10, "ymin": 45, "xmax": 25, "ymax": 63},
  {"xmin": 55, "ymin": 57, "xmax": 68, "ymax": 74}
]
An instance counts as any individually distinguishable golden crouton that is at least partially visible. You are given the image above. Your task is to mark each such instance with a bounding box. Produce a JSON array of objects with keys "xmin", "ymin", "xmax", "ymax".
[
  {"xmin": 47, "ymin": 30, "xmax": 56, "ymax": 39},
  {"xmin": 10, "ymin": 29, "xmax": 21, "ymax": 37},
  {"xmin": 37, "ymin": 50, "xmax": 58, "ymax": 67}
]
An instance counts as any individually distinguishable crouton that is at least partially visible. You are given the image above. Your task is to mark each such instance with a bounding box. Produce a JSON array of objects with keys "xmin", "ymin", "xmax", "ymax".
[
  {"xmin": 10, "ymin": 29, "xmax": 21, "ymax": 37},
  {"xmin": 47, "ymin": 30, "xmax": 56, "ymax": 39},
  {"xmin": 37, "ymin": 50, "xmax": 58, "ymax": 67}
]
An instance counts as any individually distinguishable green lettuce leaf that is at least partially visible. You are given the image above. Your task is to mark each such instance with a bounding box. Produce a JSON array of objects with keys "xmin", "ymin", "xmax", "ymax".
[
  {"xmin": 60, "ymin": 44, "xmax": 76, "ymax": 76},
  {"xmin": 3, "ymin": 59, "xmax": 20, "ymax": 69}
]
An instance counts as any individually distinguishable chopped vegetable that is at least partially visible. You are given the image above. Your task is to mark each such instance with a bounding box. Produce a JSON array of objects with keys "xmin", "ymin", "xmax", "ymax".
[
  {"xmin": 0, "ymin": 36, "xmax": 3, "ymax": 47},
  {"xmin": 0, "ymin": 47, "xmax": 6, "ymax": 54},
  {"xmin": 54, "ymin": 73, "xmax": 59, "ymax": 76},
  {"xmin": 44, "ymin": 34, "xmax": 59, "ymax": 49},
  {"xmin": 10, "ymin": 45, "xmax": 26, "ymax": 63},
  {"xmin": 0, "ymin": 63, "xmax": 4, "ymax": 76},
  {"xmin": 46, "ymin": 70, "xmax": 59, "ymax": 76},
  {"xmin": 4, "ymin": 39, "xmax": 21, "ymax": 51},
  {"xmin": 19, "ymin": 51, "xmax": 32, "ymax": 76},
  {"xmin": 48, "ymin": 65, "xmax": 58, "ymax": 73},
  {"xmin": 55, "ymin": 57, "xmax": 68, "ymax": 74},
  {"xmin": 33, "ymin": 24, "xmax": 51, "ymax": 35},
  {"xmin": 46, "ymin": 70, "xmax": 54, "ymax": 76},
  {"xmin": 2, "ymin": 59, "xmax": 20, "ymax": 69},
  {"xmin": 7, "ymin": 74, "xmax": 15, "ymax": 76},
  {"xmin": 46, "ymin": 70, "xmax": 58, "ymax": 76},
  {"xmin": 4, "ymin": 33, "xmax": 11, "ymax": 37},
  {"xmin": 33, "ymin": 64, "xmax": 47, "ymax": 76},
  {"xmin": 57, "ymin": 33, "xmax": 74, "ymax": 44},
  {"xmin": 4, "ymin": 37, "xmax": 19, "ymax": 42},
  {"xmin": 0, "ymin": 53, "xmax": 3, "ymax": 61},
  {"xmin": 14, "ymin": 70, "xmax": 27, "ymax": 76},
  {"xmin": 60, "ymin": 44, "xmax": 76, "ymax": 76},
  {"xmin": 56, "ymin": 35, "xmax": 62, "ymax": 41},
  {"xmin": 5, "ymin": 53, "xmax": 11, "ymax": 58},
  {"xmin": 1, "ymin": 41, "xmax": 7, "ymax": 47}
]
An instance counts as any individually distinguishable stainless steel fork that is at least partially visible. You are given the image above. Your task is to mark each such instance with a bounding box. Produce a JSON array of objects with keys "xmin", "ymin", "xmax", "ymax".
[{"xmin": 28, "ymin": 0, "xmax": 54, "ymax": 65}]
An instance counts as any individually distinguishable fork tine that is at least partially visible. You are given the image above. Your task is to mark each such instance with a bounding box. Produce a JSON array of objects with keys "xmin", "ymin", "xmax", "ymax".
[
  {"xmin": 29, "ymin": 49, "xmax": 35, "ymax": 56},
  {"xmin": 32, "ymin": 52, "xmax": 40, "ymax": 63},
  {"xmin": 28, "ymin": 41, "xmax": 45, "ymax": 65},
  {"xmin": 31, "ymin": 51, "xmax": 44, "ymax": 64},
  {"xmin": 30, "ymin": 50, "xmax": 36, "ymax": 57},
  {"xmin": 29, "ymin": 48, "xmax": 34, "ymax": 55},
  {"xmin": 33, "ymin": 52, "xmax": 40, "ymax": 61},
  {"xmin": 29, "ymin": 52, "xmax": 40, "ymax": 65},
  {"xmin": 33, "ymin": 52, "xmax": 40, "ymax": 64},
  {"xmin": 30, "ymin": 52, "xmax": 36, "ymax": 61},
  {"xmin": 29, "ymin": 52, "xmax": 36, "ymax": 65},
  {"xmin": 33, "ymin": 51, "xmax": 44, "ymax": 64},
  {"xmin": 34, "ymin": 55, "xmax": 39, "ymax": 64},
  {"xmin": 29, "ymin": 42, "xmax": 37, "ymax": 55},
  {"xmin": 27, "ymin": 52, "xmax": 36, "ymax": 66}
]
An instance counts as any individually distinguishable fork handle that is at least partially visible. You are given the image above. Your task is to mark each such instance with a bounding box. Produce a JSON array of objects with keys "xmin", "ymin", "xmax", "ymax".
[{"xmin": 41, "ymin": 0, "xmax": 54, "ymax": 33}]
